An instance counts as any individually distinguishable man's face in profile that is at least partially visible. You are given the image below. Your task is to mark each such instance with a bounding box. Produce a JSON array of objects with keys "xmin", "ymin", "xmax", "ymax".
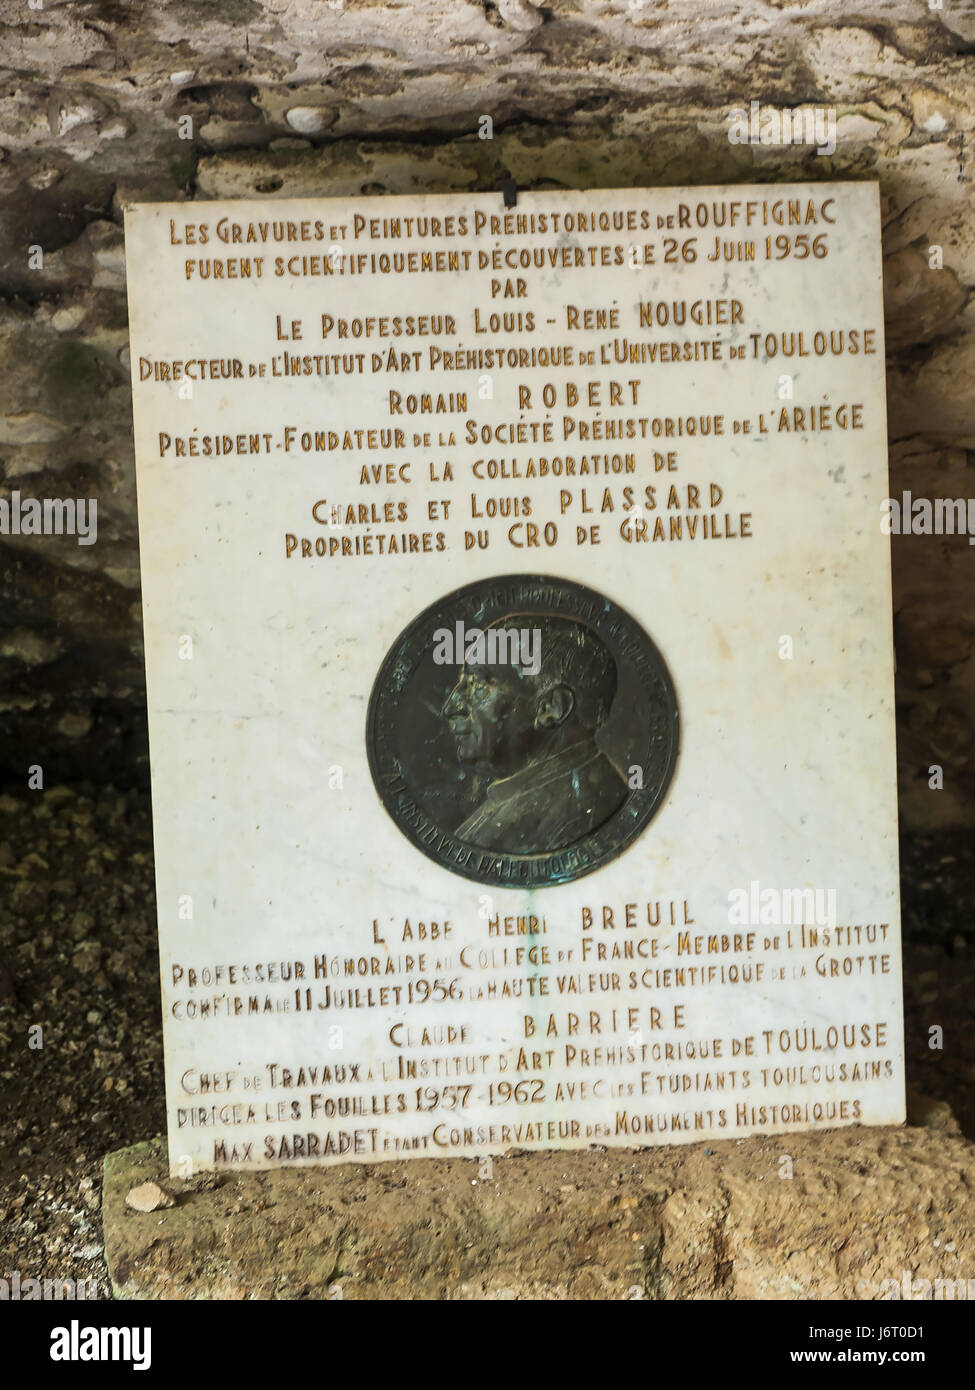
[{"xmin": 442, "ymin": 664, "xmax": 538, "ymax": 777}]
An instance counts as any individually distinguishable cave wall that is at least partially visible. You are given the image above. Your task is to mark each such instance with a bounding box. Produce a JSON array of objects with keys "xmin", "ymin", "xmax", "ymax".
[{"xmin": 1, "ymin": 0, "xmax": 974, "ymax": 832}]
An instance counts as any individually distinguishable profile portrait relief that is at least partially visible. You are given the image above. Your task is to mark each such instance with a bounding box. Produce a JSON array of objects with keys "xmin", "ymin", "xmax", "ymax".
[
  {"xmin": 366, "ymin": 574, "xmax": 679, "ymax": 887},
  {"xmin": 441, "ymin": 615, "xmax": 628, "ymax": 855}
]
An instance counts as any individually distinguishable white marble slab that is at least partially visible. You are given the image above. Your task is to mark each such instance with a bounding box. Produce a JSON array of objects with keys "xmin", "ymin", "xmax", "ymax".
[{"xmin": 124, "ymin": 183, "xmax": 904, "ymax": 1173}]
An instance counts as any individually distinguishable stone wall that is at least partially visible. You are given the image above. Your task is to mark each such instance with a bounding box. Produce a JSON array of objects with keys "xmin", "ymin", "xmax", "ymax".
[{"xmin": 1, "ymin": 0, "xmax": 974, "ymax": 833}]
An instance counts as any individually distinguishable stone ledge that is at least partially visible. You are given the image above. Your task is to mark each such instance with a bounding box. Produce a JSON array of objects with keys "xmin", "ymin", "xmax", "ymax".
[{"xmin": 102, "ymin": 1110, "xmax": 975, "ymax": 1300}]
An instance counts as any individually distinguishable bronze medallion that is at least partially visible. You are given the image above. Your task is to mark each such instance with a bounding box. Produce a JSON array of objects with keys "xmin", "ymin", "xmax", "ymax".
[{"xmin": 366, "ymin": 574, "xmax": 679, "ymax": 886}]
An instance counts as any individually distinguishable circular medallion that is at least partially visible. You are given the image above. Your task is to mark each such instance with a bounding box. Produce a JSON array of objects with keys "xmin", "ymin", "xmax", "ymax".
[{"xmin": 366, "ymin": 574, "xmax": 679, "ymax": 886}]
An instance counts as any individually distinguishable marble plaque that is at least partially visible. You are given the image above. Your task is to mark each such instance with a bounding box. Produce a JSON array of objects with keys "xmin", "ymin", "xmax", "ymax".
[{"xmin": 124, "ymin": 183, "xmax": 904, "ymax": 1174}]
